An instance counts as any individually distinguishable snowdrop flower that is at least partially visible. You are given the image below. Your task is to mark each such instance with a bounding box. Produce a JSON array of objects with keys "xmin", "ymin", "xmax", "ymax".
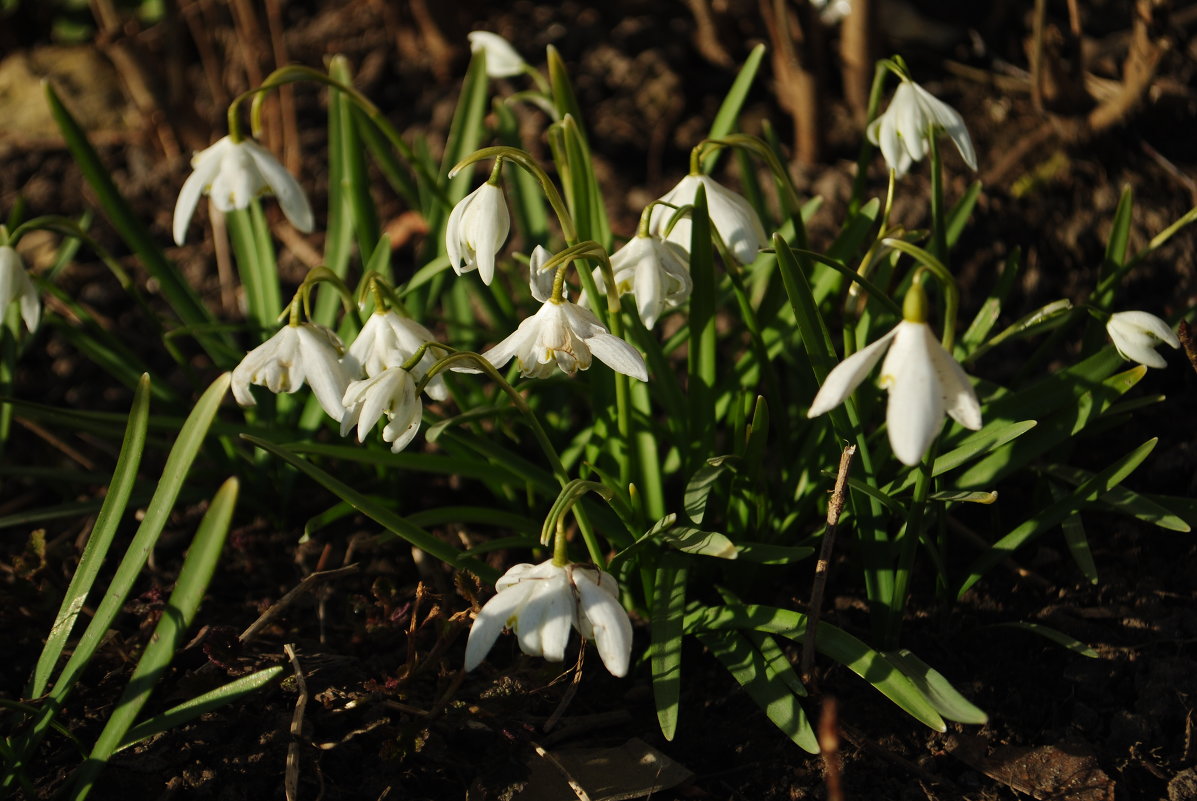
[
  {"xmin": 340, "ymin": 367, "xmax": 422, "ymax": 453},
  {"xmin": 648, "ymin": 174, "xmax": 766, "ymax": 265},
  {"xmin": 468, "ymin": 31, "xmax": 527, "ymax": 79},
  {"xmin": 0, "ymin": 245, "xmax": 40, "ymax": 333},
  {"xmin": 231, "ymin": 322, "xmax": 351, "ymax": 422},
  {"xmin": 345, "ymin": 310, "xmax": 448, "ymax": 401},
  {"xmin": 464, "ymin": 560, "xmax": 634, "ymax": 677},
  {"xmin": 808, "ymin": 309, "xmax": 982, "ymax": 466},
  {"xmin": 867, "ymin": 79, "xmax": 977, "ymax": 178},
  {"xmin": 1105, "ymin": 311, "xmax": 1180, "ymax": 369},
  {"xmin": 484, "ymin": 298, "xmax": 648, "ymax": 381},
  {"xmin": 590, "ymin": 234, "xmax": 693, "ymax": 330},
  {"xmin": 173, "ymin": 135, "xmax": 313, "ymax": 245},
  {"xmin": 446, "ymin": 182, "xmax": 510, "ymax": 285}
]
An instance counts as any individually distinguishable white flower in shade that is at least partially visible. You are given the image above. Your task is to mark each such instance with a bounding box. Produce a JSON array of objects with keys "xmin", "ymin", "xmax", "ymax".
[
  {"xmin": 590, "ymin": 235, "xmax": 693, "ymax": 330},
  {"xmin": 1105, "ymin": 311, "xmax": 1180, "ymax": 369},
  {"xmin": 173, "ymin": 135, "xmax": 313, "ymax": 245},
  {"xmin": 231, "ymin": 323, "xmax": 350, "ymax": 422},
  {"xmin": 464, "ymin": 560, "xmax": 634, "ymax": 677},
  {"xmin": 648, "ymin": 174, "xmax": 766, "ymax": 265},
  {"xmin": 467, "ymin": 31, "xmax": 527, "ymax": 79},
  {"xmin": 483, "ymin": 299, "xmax": 648, "ymax": 381},
  {"xmin": 808, "ymin": 320, "xmax": 982, "ymax": 466},
  {"xmin": 340, "ymin": 367, "xmax": 422, "ymax": 453},
  {"xmin": 867, "ymin": 79, "xmax": 977, "ymax": 178},
  {"xmin": 345, "ymin": 310, "xmax": 448, "ymax": 401},
  {"xmin": 446, "ymin": 183, "xmax": 510, "ymax": 285},
  {"xmin": 0, "ymin": 245, "xmax": 40, "ymax": 333}
]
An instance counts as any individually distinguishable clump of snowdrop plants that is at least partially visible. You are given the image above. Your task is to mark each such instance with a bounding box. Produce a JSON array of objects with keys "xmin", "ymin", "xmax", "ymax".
[{"xmin": 10, "ymin": 30, "xmax": 1194, "ymax": 785}]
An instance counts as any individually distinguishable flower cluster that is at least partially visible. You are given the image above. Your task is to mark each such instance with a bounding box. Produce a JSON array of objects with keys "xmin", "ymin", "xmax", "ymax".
[{"xmin": 464, "ymin": 559, "xmax": 634, "ymax": 677}]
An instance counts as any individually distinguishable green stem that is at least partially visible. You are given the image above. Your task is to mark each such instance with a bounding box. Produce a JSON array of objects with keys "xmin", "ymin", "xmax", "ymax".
[
  {"xmin": 885, "ymin": 446, "xmax": 936, "ymax": 648},
  {"xmin": 929, "ymin": 134, "xmax": 948, "ymax": 264}
]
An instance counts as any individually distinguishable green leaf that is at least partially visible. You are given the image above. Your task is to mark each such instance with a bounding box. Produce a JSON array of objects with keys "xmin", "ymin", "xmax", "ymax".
[
  {"xmin": 1044, "ymin": 463, "xmax": 1191, "ymax": 532},
  {"xmin": 117, "ymin": 666, "xmax": 284, "ymax": 752},
  {"xmin": 960, "ymin": 248, "xmax": 1022, "ymax": 353},
  {"xmin": 702, "ymin": 43, "xmax": 766, "ymax": 173},
  {"xmin": 733, "ymin": 543, "xmax": 815, "ymax": 564},
  {"xmin": 244, "ymin": 436, "xmax": 498, "ymax": 582},
  {"xmin": 958, "ymin": 438, "xmax": 1157, "ymax": 596},
  {"xmin": 945, "ymin": 181, "xmax": 982, "ymax": 248},
  {"xmin": 29, "ymin": 374, "xmax": 151, "ymax": 699},
  {"xmin": 69, "ymin": 477, "xmax": 239, "ymax": 800},
  {"xmin": 44, "ymin": 83, "xmax": 231, "ymax": 363},
  {"xmin": 988, "ymin": 622, "xmax": 1098, "ymax": 658},
  {"xmin": 686, "ymin": 604, "xmax": 946, "ymax": 732},
  {"xmin": 658, "ymin": 525, "xmax": 739, "ymax": 560},
  {"xmin": 1051, "ymin": 481, "xmax": 1098, "ymax": 584},
  {"xmin": 697, "ymin": 629, "xmax": 818, "ymax": 753},
  {"xmin": 684, "ymin": 456, "xmax": 738, "ymax": 525},
  {"xmin": 884, "ymin": 649, "xmax": 987, "ymax": 724},
  {"xmin": 651, "ymin": 556, "xmax": 688, "ymax": 741}
]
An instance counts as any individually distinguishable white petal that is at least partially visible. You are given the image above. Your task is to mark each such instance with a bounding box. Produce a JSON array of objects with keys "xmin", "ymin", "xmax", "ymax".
[
  {"xmin": 472, "ymin": 185, "xmax": 509, "ymax": 286},
  {"xmin": 296, "ymin": 324, "xmax": 349, "ymax": 422},
  {"xmin": 913, "ymin": 82, "xmax": 976, "ymax": 171},
  {"xmin": 586, "ymin": 333, "xmax": 648, "ymax": 381},
  {"xmin": 482, "ymin": 316, "xmax": 538, "ymax": 370},
  {"xmin": 700, "ymin": 176, "xmax": 767, "ymax": 265},
  {"xmin": 807, "ymin": 326, "xmax": 900, "ymax": 417},
  {"xmin": 926, "ymin": 338, "xmax": 982, "ymax": 430},
  {"xmin": 880, "ymin": 322, "xmax": 944, "ymax": 466},
  {"xmin": 172, "ymin": 141, "xmax": 226, "ymax": 244},
  {"xmin": 468, "ymin": 31, "xmax": 527, "ymax": 79},
  {"xmin": 445, "ymin": 191, "xmax": 470, "ymax": 274},
  {"xmin": 244, "ymin": 139, "xmax": 314, "ymax": 232},
  {"xmin": 464, "ymin": 579, "xmax": 539, "ymax": 671},
  {"xmin": 573, "ymin": 568, "xmax": 633, "ymax": 677},
  {"xmin": 528, "ymin": 245, "xmax": 556, "ymax": 304}
]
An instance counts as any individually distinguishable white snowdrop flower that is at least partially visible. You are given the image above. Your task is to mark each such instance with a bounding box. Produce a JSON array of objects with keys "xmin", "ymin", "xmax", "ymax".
[
  {"xmin": 591, "ymin": 235, "xmax": 692, "ymax": 330},
  {"xmin": 808, "ymin": 319, "xmax": 982, "ymax": 466},
  {"xmin": 483, "ymin": 299, "xmax": 648, "ymax": 381},
  {"xmin": 340, "ymin": 367, "xmax": 422, "ymax": 453},
  {"xmin": 867, "ymin": 79, "xmax": 977, "ymax": 178},
  {"xmin": 0, "ymin": 245, "xmax": 40, "ymax": 333},
  {"xmin": 446, "ymin": 182, "xmax": 510, "ymax": 285},
  {"xmin": 648, "ymin": 174, "xmax": 766, "ymax": 265},
  {"xmin": 230, "ymin": 322, "xmax": 350, "ymax": 423},
  {"xmin": 345, "ymin": 310, "xmax": 448, "ymax": 401},
  {"xmin": 1105, "ymin": 311, "xmax": 1180, "ymax": 369},
  {"xmin": 464, "ymin": 560, "xmax": 634, "ymax": 678},
  {"xmin": 468, "ymin": 31, "xmax": 528, "ymax": 79},
  {"xmin": 173, "ymin": 135, "xmax": 313, "ymax": 245}
]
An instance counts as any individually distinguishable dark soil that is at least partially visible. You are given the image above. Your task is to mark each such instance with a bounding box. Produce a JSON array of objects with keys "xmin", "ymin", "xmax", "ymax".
[{"xmin": 2, "ymin": 2, "xmax": 1196, "ymax": 800}]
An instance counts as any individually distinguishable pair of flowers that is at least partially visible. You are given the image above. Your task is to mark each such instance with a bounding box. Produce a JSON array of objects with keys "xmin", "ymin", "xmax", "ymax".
[
  {"xmin": 231, "ymin": 309, "xmax": 446, "ymax": 452},
  {"xmin": 809, "ymin": 303, "xmax": 1182, "ymax": 466}
]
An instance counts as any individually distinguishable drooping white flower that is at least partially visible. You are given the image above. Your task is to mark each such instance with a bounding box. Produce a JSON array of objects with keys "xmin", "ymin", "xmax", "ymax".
[
  {"xmin": 467, "ymin": 31, "xmax": 528, "ymax": 79},
  {"xmin": 1105, "ymin": 311, "xmax": 1180, "ymax": 369},
  {"xmin": 483, "ymin": 299, "xmax": 648, "ymax": 381},
  {"xmin": 173, "ymin": 135, "xmax": 313, "ymax": 245},
  {"xmin": 808, "ymin": 319, "xmax": 982, "ymax": 466},
  {"xmin": 340, "ymin": 367, "xmax": 422, "ymax": 453},
  {"xmin": 0, "ymin": 245, "xmax": 40, "ymax": 333},
  {"xmin": 867, "ymin": 79, "xmax": 977, "ymax": 178},
  {"xmin": 230, "ymin": 322, "xmax": 350, "ymax": 422},
  {"xmin": 446, "ymin": 182, "xmax": 510, "ymax": 285},
  {"xmin": 648, "ymin": 174, "xmax": 766, "ymax": 265},
  {"xmin": 345, "ymin": 310, "xmax": 448, "ymax": 401},
  {"xmin": 464, "ymin": 560, "xmax": 634, "ymax": 677},
  {"xmin": 590, "ymin": 235, "xmax": 693, "ymax": 330}
]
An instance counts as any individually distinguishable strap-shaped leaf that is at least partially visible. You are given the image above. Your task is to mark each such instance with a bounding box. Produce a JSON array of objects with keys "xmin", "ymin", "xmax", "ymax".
[
  {"xmin": 685, "ymin": 604, "xmax": 946, "ymax": 731},
  {"xmin": 884, "ymin": 649, "xmax": 987, "ymax": 724},
  {"xmin": 698, "ymin": 629, "xmax": 818, "ymax": 753},
  {"xmin": 958, "ymin": 438, "xmax": 1158, "ymax": 596},
  {"xmin": 651, "ymin": 557, "xmax": 688, "ymax": 741}
]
